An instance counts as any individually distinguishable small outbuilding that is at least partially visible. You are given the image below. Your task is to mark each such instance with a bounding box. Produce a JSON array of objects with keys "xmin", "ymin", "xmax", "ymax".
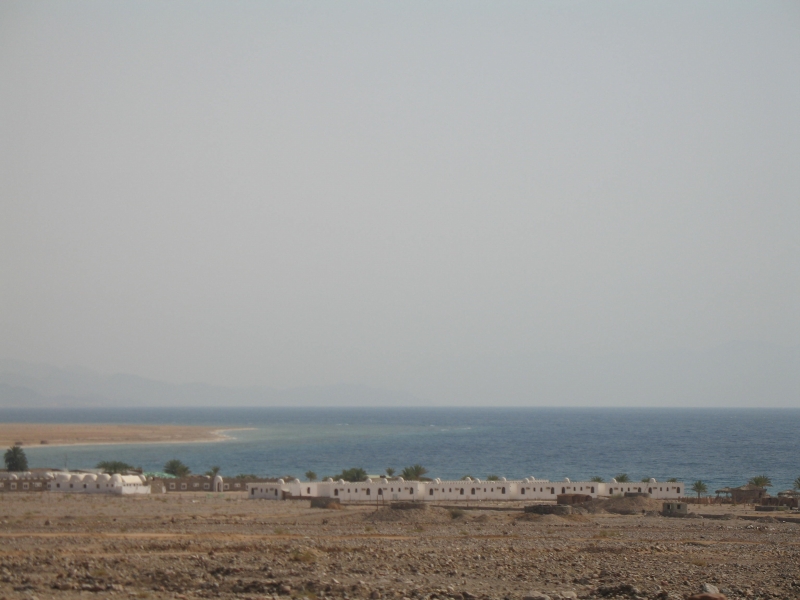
[{"xmin": 662, "ymin": 502, "xmax": 688, "ymax": 516}]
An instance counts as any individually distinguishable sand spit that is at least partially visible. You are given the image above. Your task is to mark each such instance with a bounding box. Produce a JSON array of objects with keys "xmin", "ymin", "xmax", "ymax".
[
  {"xmin": 0, "ymin": 423, "xmax": 235, "ymax": 448},
  {"xmin": 0, "ymin": 494, "xmax": 796, "ymax": 599}
]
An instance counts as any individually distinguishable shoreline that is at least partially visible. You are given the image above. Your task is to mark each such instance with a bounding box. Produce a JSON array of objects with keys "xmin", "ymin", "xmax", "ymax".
[
  {"xmin": 0, "ymin": 424, "xmax": 256, "ymax": 449},
  {"xmin": 21, "ymin": 428, "xmax": 257, "ymax": 449}
]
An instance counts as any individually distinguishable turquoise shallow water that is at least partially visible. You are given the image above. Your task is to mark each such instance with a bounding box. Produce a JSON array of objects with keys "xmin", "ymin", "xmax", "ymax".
[{"xmin": 2, "ymin": 407, "xmax": 798, "ymax": 493}]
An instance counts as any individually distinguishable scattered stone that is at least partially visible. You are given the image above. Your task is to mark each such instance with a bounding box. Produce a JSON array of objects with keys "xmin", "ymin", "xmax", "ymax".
[
  {"xmin": 595, "ymin": 583, "xmax": 640, "ymax": 597},
  {"xmin": 0, "ymin": 492, "xmax": 794, "ymax": 599}
]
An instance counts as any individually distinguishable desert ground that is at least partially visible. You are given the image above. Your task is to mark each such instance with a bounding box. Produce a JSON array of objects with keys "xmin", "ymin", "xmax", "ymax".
[
  {"xmin": 0, "ymin": 424, "xmax": 225, "ymax": 448},
  {"xmin": 0, "ymin": 494, "xmax": 797, "ymax": 600}
]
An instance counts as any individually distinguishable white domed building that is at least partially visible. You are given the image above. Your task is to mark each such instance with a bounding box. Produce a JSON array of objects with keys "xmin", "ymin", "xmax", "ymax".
[{"xmin": 47, "ymin": 471, "xmax": 150, "ymax": 495}]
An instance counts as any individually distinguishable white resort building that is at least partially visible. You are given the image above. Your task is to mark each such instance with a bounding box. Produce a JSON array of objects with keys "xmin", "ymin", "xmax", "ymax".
[
  {"xmin": 0, "ymin": 471, "xmax": 150, "ymax": 495},
  {"xmin": 47, "ymin": 472, "xmax": 150, "ymax": 495},
  {"xmin": 247, "ymin": 476, "xmax": 684, "ymax": 502},
  {"xmin": 1, "ymin": 470, "xmax": 684, "ymax": 501},
  {"xmin": 0, "ymin": 471, "xmax": 50, "ymax": 492}
]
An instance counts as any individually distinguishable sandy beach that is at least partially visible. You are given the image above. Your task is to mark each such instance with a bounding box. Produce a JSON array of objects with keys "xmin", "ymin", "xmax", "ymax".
[
  {"xmin": 0, "ymin": 494, "xmax": 796, "ymax": 600},
  {"xmin": 0, "ymin": 424, "xmax": 229, "ymax": 448}
]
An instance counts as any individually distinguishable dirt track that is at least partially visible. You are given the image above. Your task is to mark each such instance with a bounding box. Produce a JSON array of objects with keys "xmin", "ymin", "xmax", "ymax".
[{"xmin": 0, "ymin": 493, "xmax": 797, "ymax": 600}]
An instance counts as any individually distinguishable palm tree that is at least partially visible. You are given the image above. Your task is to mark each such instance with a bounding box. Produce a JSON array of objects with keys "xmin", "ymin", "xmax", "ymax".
[
  {"xmin": 163, "ymin": 459, "xmax": 191, "ymax": 478},
  {"xmin": 305, "ymin": 471, "xmax": 317, "ymax": 482},
  {"xmin": 4, "ymin": 445, "xmax": 27, "ymax": 471},
  {"xmin": 590, "ymin": 476, "xmax": 604, "ymax": 482},
  {"xmin": 615, "ymin": 473, "xmax": 630, "ymax": 482},
  {"xmin": 400, "ymin": 464, "xmax": 428, "ymax": 481},
  {"xmin": 332, "ymin": 467, "xmax": 368, "ymax": 482},
  {"xmin": 385, "ymin": 468, "xmax": 395, "ymax": 478},
  {"xmin": 794, "ymin": 476, "xmax": 800, "ymax": 491},
  {"xmin": 641, "ymin": 477, "xmax": 651, "ymax": 483},
  {"xmin": 691, "ymin": 480, "xmax": 707, "ymax": 500},
  {"xmin": 748, "ymin": 475, "xmax": 772, "ymax": 488},
  {"xmin": 96, "ymin": 460, "xmax": 133, "ymax": 474},
  {"xmin": 667, "ymin": 477, "xmax": 678, "ymax": 482},
  {"xmin": 205, "ymin": 466, "xmax": 221, "ymax": 477}
]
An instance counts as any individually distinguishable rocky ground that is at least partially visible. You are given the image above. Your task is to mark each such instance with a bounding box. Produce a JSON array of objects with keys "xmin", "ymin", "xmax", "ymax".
[{"xmin": 0, "ymin": 493, "xmax": 798, "ymax": 600}]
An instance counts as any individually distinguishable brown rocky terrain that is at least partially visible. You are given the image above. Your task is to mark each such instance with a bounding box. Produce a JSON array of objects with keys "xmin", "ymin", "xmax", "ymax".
[{"xmin": 0, "ymin": 493, "xmax": 797, "ymax": 600}]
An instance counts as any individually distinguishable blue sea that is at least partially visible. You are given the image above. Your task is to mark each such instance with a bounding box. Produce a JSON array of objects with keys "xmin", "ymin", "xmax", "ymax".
[{"xmin": 2, "ymin": 408, "xmax": 798, "ymax": 493}]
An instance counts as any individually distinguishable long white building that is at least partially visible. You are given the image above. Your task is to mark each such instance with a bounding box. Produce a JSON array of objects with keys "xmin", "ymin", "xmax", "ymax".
[
  {"xmin": 247, "ymin": 476, "xmax": 684, "ymax": 502},
  {"xmin": 47, "ymin": 472, "xmax": 150, "ymax": 495}
]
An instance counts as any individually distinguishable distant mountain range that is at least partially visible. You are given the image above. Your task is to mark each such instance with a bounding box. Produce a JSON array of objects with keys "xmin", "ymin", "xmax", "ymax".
[
  {"xmin": 0, "ymin": 359, "xmax": 423, "ymax": 408},
  {"xmin": 1, "ymin": 341, "xmax": 799, "ymax": 408}
]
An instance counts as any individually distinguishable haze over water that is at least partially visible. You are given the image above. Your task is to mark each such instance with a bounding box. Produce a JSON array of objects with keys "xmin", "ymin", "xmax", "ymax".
[{"xmin": 6, "ymin": 407, "xmax": 799, "ymax": 495}]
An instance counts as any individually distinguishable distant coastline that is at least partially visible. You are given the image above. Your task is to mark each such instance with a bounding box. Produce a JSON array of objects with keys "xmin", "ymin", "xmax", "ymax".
[
  {"xmin": 6, "ymin": 408, "xmax": 799, "ymax": 493},
  {"xmin": 0, "ymin": 424, "xmax": 255, "ymax": 448}
]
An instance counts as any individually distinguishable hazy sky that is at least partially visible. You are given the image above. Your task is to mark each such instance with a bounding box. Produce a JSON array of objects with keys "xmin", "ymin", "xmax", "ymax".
[{"xmin": 1, "ymin": 2, "xmax": 798, "ymax": 404}]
